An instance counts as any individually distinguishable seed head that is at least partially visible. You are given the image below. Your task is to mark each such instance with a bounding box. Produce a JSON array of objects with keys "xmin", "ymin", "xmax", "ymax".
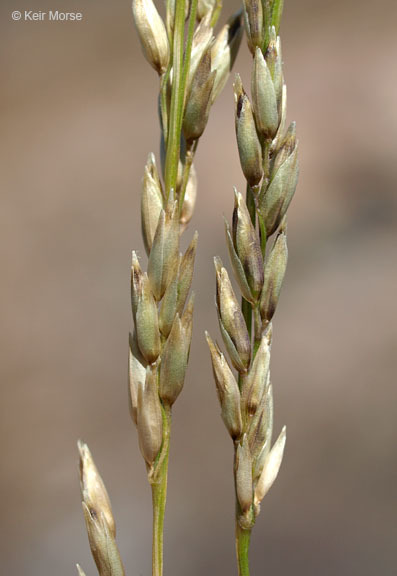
[
  {"xmin": 135, "ymin": 272, "xmax": 161, "ymax": 363},
  {"xmin": 180, "ymin": 164, "xmax": 197, "ymax": 227},
  {"xmin": 148, "ymin": 200, "xmax": 180, "ymax": 300},
  {"xmin": 242, "ymin": 0, "xmax": 264, "ymax": 56},
  {"xmin": 206, "ymin": 332, "xmax": 243, "ymax": 440},
  {"xmin": 215, "ymin": 258, "xmax": 251, "ymax": 372},
  {"xmin": 141, "ymin": 153, "xmax": 164, "ymax": 255},
  {"xmin": 211, "ymin": 10, "xmax": 243, "ymax": 102},
  {"xmin": 258, "ymin": 142, "xmax": 299, "ymax": 237},
  {"xmin": 235, "ymin": 434, "xmax": 253, "ymax": 514},
  {"xmin": 254, "ymin": 426, "xmax": 286, "ymax": 506},
  {"xmin": 132, "ymin": 0, "xmax": 170, "ymax": 75},
  {"xmin": 159, "ymin": 314, "xmax": 191, "ymax": 406},
  {"xmin": 260, "ymin": 231, "xmax": 288, "ymax": 325},
  {"xmin": 243, "ymin": 334, "xmax": 271, "ymax": 415},
  {"xmin": 251, "ymin": 47, "xmax": 279, "ymax": 139},
  {"xmin": 232, "ymin": 190, "xmax": 264, "ymax": 300},
  {"xmin": 82, "ymin": 502, "xmax": 125, "ymax": 576},
  {"xmin": 234, "ymin": 74, "xmax": 263, "ymax": 187},
  {"xmin": 128, "ymin": 331, "xmax": 146, "ymax": 425},
  {"xmin": 78, "ymin": 441, "xmax": 116, "ymax": 538},
  {"xmin": 137, "ymin": 365, "xmax": 163, "ymax": 466},
  {"xmin": 184, "ymin": 49, "xmax": 216, "ymax": 143}
]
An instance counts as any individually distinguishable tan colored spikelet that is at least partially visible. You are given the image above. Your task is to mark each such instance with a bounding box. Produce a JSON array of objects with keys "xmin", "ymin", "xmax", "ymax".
[
  {"xmin": 78, "ymin": 441, "xmax": 116, "ymax": 539},
  {"xmin": 211, "ymin": 10, "xmax": 243, "ymax": 102},
  {"xmin": 76, "ymin": 564, "xmax": 86, "ymax": 576},
  {"xmin": 128, "ymin": 331, "xmax": 146, "ymax": 425},
  {"xmin": 158, "ymin": 257, "xmax": 180, "ymax": 338},
  {"xmin": 135, "ymin": 273, "xmax": 161, "ymax": 363},
  {"xmin": 159, "ymin": 315, "xmax": 191, "ymax": 406},
  {"xmin": 259, "ymin": 143, "xmax": 299, "ymax": 237},
  {"xmin": 251, "ymin": 47, "xmax": 279, "ymax": 139},
  {"xmin": 260, "ymin": 231, "xmax": 288, "ymax": 325},
  {"xmin": 215, "ymin": 259, "xmax": 251, "ymax": 372},
  {"xmin": 183, "ymin": 49, "xmax": 216, "ymax": 143},
  {"xmin": 206, "ymin": 332, "xmax": 242, "ymax": 440},
  {"xmin": 244, "ymin": 335, "xmax": 270, "ymax": 415},
  {"xmin": 232, "ymin": 190, "xmax": 264, "ymax": 299},
  {"xmin": 148, "ymin": 201, "xmax": 180, "ymax": 300},
  {"xmin": 141, "ymin": 153, "xmax": 164, "ymax": 255},
  {"xmin": 254, "ymin": 426, "xmax": 286, "ymax": 505},
  {"xmin": 235, "ymin": 434, "xmax": 253, "ymax": 514},
  {"xmin": 82, "ymin": 503, "xmax": 125, "ymax": 576},
  {"xmin": 197, "ymin": 0, "xmax": 217, "ymax": 20},
  {"xmin": 234, "ymin": 75, "xmax": 263, "ymax": 187},
  {"xmin": 180, "ymin": 164, "xmax": 197, "ymax": 227},
  {"xmin": 137, "ymin": 365, "xmax": 163, "ymax": 466},
  {"xmin": 132, "ymin": 0, "xmax": 170, "ymax": 75},
  {"xmin": 176, "ymin": 231, "xmax": 198, "ymax": 314}
]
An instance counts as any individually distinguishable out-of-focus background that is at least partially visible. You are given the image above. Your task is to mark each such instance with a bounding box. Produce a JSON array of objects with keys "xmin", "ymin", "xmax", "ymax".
[{"xmin": 1, "ymin": 0, "xmax": 396, "ymax": 574}]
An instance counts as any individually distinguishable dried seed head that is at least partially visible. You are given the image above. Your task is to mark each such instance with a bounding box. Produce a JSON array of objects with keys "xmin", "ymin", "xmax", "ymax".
[
  {"xmin": 271, "ymin": 83, "xmax": 287, "ymax": 153},
  {"xmin": 159, "ymin": 314, "xmax": 191, "ymax": 405},
  {"xmin": 254, "ymin": 425, "xmax": 286, "ymax": 506},
  {"xmin": 247, "ymin": 380, "xmax": 273, "ymax": 461},
  {"xmin": 159, "ymin": 257, "xmax": 180, "ymax": 338},
  {"xmin": 183, "ymin": 49, "xmax": 216, "ymax": 143},
  {"xmin": 234, "ymin": 75, "xmax": 263, "ymax": 187},
  {"xmin": 137, "ymin": 365, "xmax": 163, "ymax": 466},
  {"xmin": 260, "ymin": 231, "xmax": 288, "ymax": 325},
  {"xmin": 180, "ymin": 164, "xmax": 197, "ymax": 227},
  {"xmin": 141, "ymin": 153, "xmax": 164, "ymax": 255},
  {"xmin": 225, "ymin": 218, "xmax": 254, "ymax": 304},
  {"xmin": 176, "ymin": 231, "xmax": 198, "ymax": 314},
  {"xmin": 251, "ymin": 47, "xmax": 279, "ymax": 139},
  {"xmin": 135, "ymin": 273, "xmax": 161, "ymax": 363},
  {"xmin": 188, "ymin": 13, "xmax": 214, "ymax": 92},
  {"xmin": 206, "ymin": 332, "xmax": 242, "ymax": 440},
  {"xmin": 148, "ymin": 200, "xmax": 180, "ymax": 300},
  {"xmin": 131, "ymin": 251, "xmax": 144, "ymax": 319},
  {"xmin": 242, "ymin": 0, "xmax": 264, "ymax": 56},
  {"xmin": 82, "ymin": 502, "xmax": 125, "ymax": 576},
  {"xmin": 197, "ymin": 0, "xmax": 217, "ymax": 20},
  {"xmin": 132, "ymin": 0, "xmax": 170, "ymax": 75},
  {"xmin": 211, "ymin": 10, "xmax": 243, "ymax": 102},
  {"xmin": 232, "ymin": 190, "xmax": 264, "ymax": 300},
  {"xmin": 215, "ymin": 259, "xmax": 251, "ymax": 372},
  {"xmin": 243, "ymin": 334, "xmax": 271, "ymax": 414},
  {"xmin": 265, "ymin": 30, "xmax": 283, "ymax": 109},
  {"xmin": 181, "ymin": 292, "xmax": 195, "ymax": 346},
  {"xmin": 78, "ymin": 441, "xmax": 116, "ymax": 538},
  {"xmin": 128, "ymin": 331, "xmax": 146, "ymax": 425},
  {"xmin": 272, "ymin": 121, "xmax": 297, "ymax": 175},
  {"xmin": 258, "ymin": 142, "xmax": 299, "ymax": 237},
  {"xmin": 235, "ymin": 434, "xmax": 253, "ymax": 514}
]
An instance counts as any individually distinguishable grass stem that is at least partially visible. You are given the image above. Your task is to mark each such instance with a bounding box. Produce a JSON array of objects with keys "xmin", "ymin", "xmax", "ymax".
[{"xmin": 151, "ymin": 407, "xmax": 171, "ymax": 576}]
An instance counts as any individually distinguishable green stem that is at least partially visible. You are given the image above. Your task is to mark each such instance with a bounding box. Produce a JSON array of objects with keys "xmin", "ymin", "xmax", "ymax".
[
  {"xmin": 164, "ymin": 0, "xmax": 185, "ymax": 197},
  {"xmin": 151, "ymin": 407, "xmax": 171, "ymax": 576},
  {"xmin": 235, "ymin": 522, "xmax": 252, "ymax": 576}
]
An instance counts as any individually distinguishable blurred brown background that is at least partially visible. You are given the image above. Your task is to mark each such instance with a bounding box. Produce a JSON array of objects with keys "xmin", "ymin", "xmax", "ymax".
[{"xmin": 1, "ymin": 0, "xmax": 396, "ymax": 574}]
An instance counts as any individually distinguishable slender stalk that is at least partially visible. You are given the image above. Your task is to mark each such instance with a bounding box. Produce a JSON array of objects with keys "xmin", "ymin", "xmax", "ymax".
[
  {"xmin": 151, "ymin": 407, "xmax": 171, "ymax": 576},
  {"xmin": 235, "ymin": 521, "xmax": 252, "ymax": 576},
  {"xmin": 164, "ymin": 0, "xmax": 185, "ymax": 196}
]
